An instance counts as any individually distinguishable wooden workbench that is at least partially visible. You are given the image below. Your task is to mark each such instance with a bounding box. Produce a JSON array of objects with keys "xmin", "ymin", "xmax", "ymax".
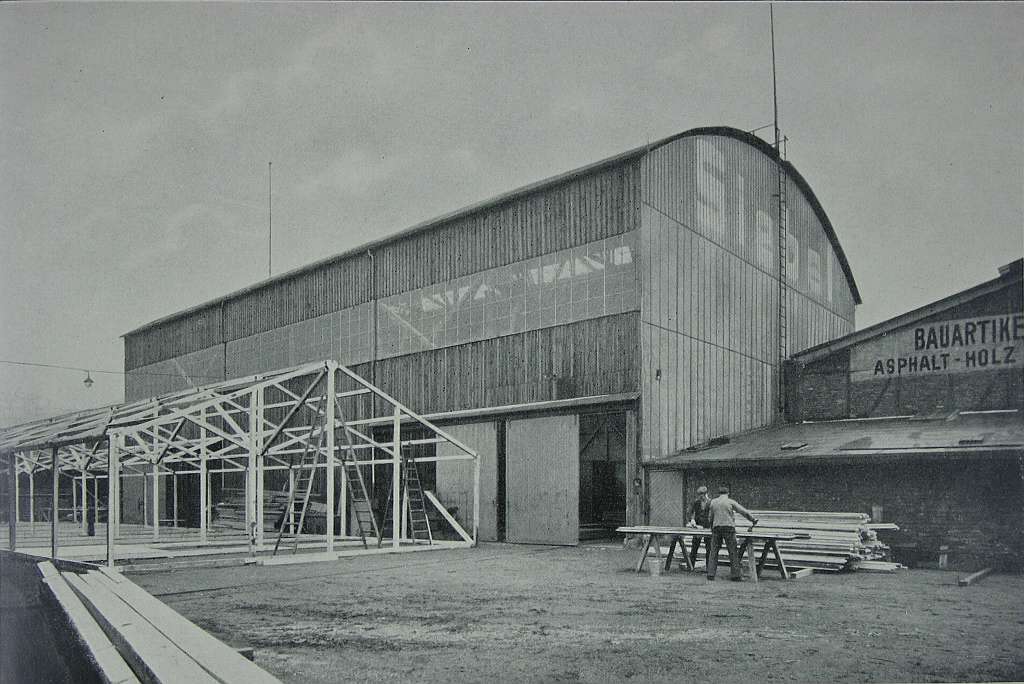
[{"xmin": 616, "ymin": 525, "xmax": 799, "ymax": 581}]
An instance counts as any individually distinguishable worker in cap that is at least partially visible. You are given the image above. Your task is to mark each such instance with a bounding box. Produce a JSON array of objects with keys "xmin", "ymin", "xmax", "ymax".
[
  {"xmin": 686, "ymin": 485, "xmax": 712, "ymax": 567},
  {"xmin": 706, "ymin": 485, "xmax": 758, "ymax": 581}
]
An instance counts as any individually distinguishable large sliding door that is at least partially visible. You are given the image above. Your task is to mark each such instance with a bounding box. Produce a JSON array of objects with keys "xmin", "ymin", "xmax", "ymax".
[{"xmin": 506, "ymin": 414, "xmax": 579, "ymax": 545}]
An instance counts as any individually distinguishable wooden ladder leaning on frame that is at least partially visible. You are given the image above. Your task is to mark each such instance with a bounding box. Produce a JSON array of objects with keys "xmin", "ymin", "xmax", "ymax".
[
  {"xmin": 273, "ymin": 389, "xmax": 328, "ymax": 556},
  {"xmin": 273, "ymin": 385, "xmax": 381, "ymax": 554},
  {"xmin": 333, "ymin": 391, "xmax": 380, "ymax": 548},
  {"xmin": 377, "ymin": 446, "xmax": 433, "ymax": 548}
]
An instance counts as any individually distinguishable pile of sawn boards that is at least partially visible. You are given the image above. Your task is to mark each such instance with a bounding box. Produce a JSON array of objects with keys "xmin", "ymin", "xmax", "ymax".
[{"xmin": 702, "ymin": 510, "xmax": 899, "ymax": 573}]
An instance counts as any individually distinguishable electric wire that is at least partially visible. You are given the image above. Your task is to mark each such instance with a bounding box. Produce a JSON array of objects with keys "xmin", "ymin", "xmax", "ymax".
[{"xmin": 0, "ymin": 359, "xmax": 223, "ymax": 380}]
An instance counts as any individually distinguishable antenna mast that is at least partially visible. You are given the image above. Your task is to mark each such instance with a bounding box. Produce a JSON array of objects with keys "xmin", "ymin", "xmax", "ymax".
[
  {"xmin": 268, "ymin": 161, "xmax": 273, "ymax": 277},
  {"xmin": 770, "ymin": 3, "xmax": 788, "ymax": 419},
  {"xmin": 770, "ymin": 4, "xmax": 780, "ymax": 153}
]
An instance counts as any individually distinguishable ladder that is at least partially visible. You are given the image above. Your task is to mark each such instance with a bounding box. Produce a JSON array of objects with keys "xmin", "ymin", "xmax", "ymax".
[
  {"xmin": 272, "ymin": 409, "xmax": 326, "ymax": 556},
  {"xmin": 377, "ymin": 449, "xmax": 432, "ymax": 547},
  {"xmin": 332, "ymin": 394, "xmax": 379, "ymax": 547},
  {"xmin": 776, "ymin": 139, "xmax": 789, "ymax": 415}
]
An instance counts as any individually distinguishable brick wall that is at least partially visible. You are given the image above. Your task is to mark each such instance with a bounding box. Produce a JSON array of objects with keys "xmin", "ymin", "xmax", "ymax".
[
  {"xmin": 680, "ymin": 456, "xmax": 1024, "ymax": 571},
  {"xmin": 789, "ymin": 284, "xmax": 1024, "ymax": 420}
]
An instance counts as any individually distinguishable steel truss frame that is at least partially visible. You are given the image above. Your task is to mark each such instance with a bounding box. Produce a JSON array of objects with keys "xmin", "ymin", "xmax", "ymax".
[{"xmin": 1, "ymin": 360, "xmax": 480, "ymax": 566}]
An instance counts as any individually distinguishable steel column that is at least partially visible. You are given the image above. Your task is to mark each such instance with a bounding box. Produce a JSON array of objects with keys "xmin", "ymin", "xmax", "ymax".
[
  {"xmin": 151, "ymin": 463, "xmax": 159, "ymax": 541},
  {"xmin": 81, "ymin": 473, "xmax": 88, "ymax": 533},
  {"xmin": 199, "ymin": 407, "xmax": 208, "ymax": 544},
  {"xmin": 392, "ymin": 406, "xmax": 401, "ymax": 549},
  {"xmin": 7, "ymin": 456, "xmax": 16, "ymax": 551},
  {"xmin": 325, "ymin": 367, "xmax": 336, "ymax": 553},
  {"xmin": 51, "ymin": 446, "xmax": 59, "ymax": 559},
  {"xmin": 106, "ymin": 436, "xmax": 119, "ymax": 567}
]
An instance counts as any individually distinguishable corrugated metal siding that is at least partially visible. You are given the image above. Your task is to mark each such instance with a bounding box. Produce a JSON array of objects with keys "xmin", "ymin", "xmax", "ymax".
[
  {"xmin": 506, "ymin": 414, "xmax": 579, "ymax": 544},
  {"xmin": 375, "ymin": 163, "xmax": 641, "ymax": 297},
  {"xmin": 436, "ymin": 421, "xmax": 499, "ymax": 541},
  {"xmin": 639, "ymin": 134, "xmax": 856, "ymax": 461}
]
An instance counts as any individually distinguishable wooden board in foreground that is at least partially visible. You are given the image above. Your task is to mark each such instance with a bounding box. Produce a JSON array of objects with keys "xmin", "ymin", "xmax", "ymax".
[{"xmin": 958, "ymin": 567, "xmax": 994, "ymax": 587}]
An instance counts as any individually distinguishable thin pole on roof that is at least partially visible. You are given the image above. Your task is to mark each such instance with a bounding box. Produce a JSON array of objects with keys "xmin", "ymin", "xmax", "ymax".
[
  {"xmin": 268, "ymin": 161, "xmax": 273, "ymax": 278},
  {"xmin": 770, "ymin": 3, "xmax": 788, "ymax": 418},
  {"xmin": 770, "ymin": 4, "xmax": 780, "ymax": 154}
]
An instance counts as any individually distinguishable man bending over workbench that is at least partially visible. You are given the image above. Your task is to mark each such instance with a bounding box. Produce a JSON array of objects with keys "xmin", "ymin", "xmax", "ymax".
[{"xmin": 707, "ymin": 486, "xmax": 758, "ymax": 582}]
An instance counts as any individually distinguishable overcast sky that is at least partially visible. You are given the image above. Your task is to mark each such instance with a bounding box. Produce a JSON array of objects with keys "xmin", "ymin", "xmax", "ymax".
[{"xmin": 1, "ymin": 2, "xmax": 1021, "ymax": 426}]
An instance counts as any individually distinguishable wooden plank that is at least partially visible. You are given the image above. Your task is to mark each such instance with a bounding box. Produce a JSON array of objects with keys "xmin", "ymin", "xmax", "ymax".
[
  {"xmin": 663, "ymin": 535, "xmax": 678, "ymax": 572},
  {"xmin": 84, "ymin": 570, "xmax": 279, "ymax": 683},
  {"xmin": 423, "ymin": 490, "xmax": 473, "ymax": 543},
  {"xmin": 770, "ymin": 539, "xmax": 791, "ymax": 580},
  {"xmin": 617, "ymin": 526, "xmax": 797, "ymax": 541},
  {"xmin": 958, "ymin": 567, "xmax": 994, "ymax": 587},
  {"xmin": 37, "ymin": 565, "xmax": 140, "ymax": 684},
  {"xmin": 789, "ymin": 567, "xmax": 815, "ymax": 579},
  {"xmin": 62, "ymin": 571, "xmax": 218, "ymax": 684}
]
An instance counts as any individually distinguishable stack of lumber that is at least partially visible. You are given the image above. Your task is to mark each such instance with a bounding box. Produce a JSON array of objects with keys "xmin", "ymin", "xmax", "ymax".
[
  {"xmin": 749, "ymin": 510, "xmax": 893, "ymax": 572},
  {"xmin": 213, "ymin": 488, "xmax": 288, "ymax": 532},
  {"xmin": 212, "ymin": 488, "xmax": 247, "ymax": 531},
  {"xmin": 696, "ymin": 510, "xmax": 898, "ymax": 573},
  {"xmin": 37, "ymin": 561, "xmax": 280, "ymax": 682}
]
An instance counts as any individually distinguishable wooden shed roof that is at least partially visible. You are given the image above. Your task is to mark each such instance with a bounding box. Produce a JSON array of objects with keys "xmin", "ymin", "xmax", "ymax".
[{"xmin": 647, "ymin": 410, "xmax": 1024, "ymax": 470}]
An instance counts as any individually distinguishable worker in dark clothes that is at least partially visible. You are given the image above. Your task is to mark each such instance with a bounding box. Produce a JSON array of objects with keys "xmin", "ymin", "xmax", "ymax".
[
  {"xmin": 707, "ymin": 486, "xmax": 758, "ymax": 582},
  {"xmin": 686, "ymin": 485, "xmax": 711, "ymax": 566}
]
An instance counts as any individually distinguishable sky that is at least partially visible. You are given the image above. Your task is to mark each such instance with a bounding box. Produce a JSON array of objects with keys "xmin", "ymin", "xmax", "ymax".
[{"xmin": 1, "ymin": 2, "xmax": 1021, "ymax": 426}]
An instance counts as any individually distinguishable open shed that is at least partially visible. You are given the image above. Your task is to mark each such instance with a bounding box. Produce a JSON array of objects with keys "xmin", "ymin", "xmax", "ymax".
[{"xmin": 0, "ymin": 360, "xmax": 480, "ymax": 567}]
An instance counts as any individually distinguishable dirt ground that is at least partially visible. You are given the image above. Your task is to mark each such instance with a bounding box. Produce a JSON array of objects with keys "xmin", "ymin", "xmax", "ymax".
[{"xmin": 130, "ymin": 543, "xmax": 1024, "ymax": 683}]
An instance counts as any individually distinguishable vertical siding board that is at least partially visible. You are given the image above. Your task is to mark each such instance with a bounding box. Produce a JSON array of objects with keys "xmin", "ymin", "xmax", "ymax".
[{"xmin": 636, "ymin": 133, "xmax": 854, "ymax": 455}]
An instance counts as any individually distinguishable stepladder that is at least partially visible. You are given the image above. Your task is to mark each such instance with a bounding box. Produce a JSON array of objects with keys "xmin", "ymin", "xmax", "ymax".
[
  {"xmin": 272, "ymin": 411, "xmax": 326, "ymax": 556},
  {"xmin": 377, "ymin": 450, "xmax": 432, "ymax": 547}
]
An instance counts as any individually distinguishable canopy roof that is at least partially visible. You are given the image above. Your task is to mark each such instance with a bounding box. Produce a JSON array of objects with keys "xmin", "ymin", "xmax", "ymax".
[{"xmin": 648, "ymin": 410, "xmax": 1024, "ymax": 470}]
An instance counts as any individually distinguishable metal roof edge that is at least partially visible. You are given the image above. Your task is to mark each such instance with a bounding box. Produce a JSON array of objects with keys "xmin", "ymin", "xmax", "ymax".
[
  {"xmin": 645, "ymin": 445, "xmax": 1024, "ymax": 471},
  {"xmin": 792, "ymin": 260, "xmax": 1023, "ymax": 364}
]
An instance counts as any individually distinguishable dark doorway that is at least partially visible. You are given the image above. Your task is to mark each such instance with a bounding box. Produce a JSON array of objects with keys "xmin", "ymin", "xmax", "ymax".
[{"xmin": 579, "ymin": 412, "xmax": 626, "ymax": 540}]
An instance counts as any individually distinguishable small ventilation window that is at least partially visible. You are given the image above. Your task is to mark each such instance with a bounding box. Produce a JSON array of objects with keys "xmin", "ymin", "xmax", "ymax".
[
  {"xmin": 781, "ymin": 442, "xmax": 808, "ymax": 451},
  {"xmin": 958, "ymin": 438, "xmax": 985, "ymax": 446}
]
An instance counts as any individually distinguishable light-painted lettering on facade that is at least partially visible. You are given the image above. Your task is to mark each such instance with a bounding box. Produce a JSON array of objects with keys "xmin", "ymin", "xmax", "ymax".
[
  {"xmin": 850, "ymin": 313, "xmax": 1024, "ymax": 381},
  {"xmin": 807, "ymin": 247, "xmax": 821, "ymax": 297},
  {"xmin": 786, "ymin": 222, "xmax": 800, "ymax": 283},
  {"xmin": 756, "ymin": 209, "xmax": 773, "ymax": 270},
  {"xmin": 826, "ymin": 249, "xmax": 834, "ymax": 303},
  {"xmin": 735, "ymin": 173, "xmax": 746, "ymax": 249},
  {"xmin": 697, "ymin": 139, "xmax": 726, "ymax": 242}
]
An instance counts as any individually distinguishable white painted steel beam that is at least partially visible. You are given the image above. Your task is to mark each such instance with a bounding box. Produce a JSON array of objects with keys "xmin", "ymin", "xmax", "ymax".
[{"xmin": 325, "ymin": 368, "xmax": 336, "ymax": 553}]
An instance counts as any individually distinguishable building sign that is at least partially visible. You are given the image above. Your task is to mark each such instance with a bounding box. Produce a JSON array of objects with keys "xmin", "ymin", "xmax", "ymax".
[{"xmin": 851, "ymin": 313, "xmax": 1024, "ymax": 381}]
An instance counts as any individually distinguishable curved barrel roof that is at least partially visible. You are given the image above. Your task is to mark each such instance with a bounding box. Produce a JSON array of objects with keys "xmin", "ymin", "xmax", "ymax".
[{"xmin": 125, "ymin": 125, "xmax": 860, "ymax": 337}]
